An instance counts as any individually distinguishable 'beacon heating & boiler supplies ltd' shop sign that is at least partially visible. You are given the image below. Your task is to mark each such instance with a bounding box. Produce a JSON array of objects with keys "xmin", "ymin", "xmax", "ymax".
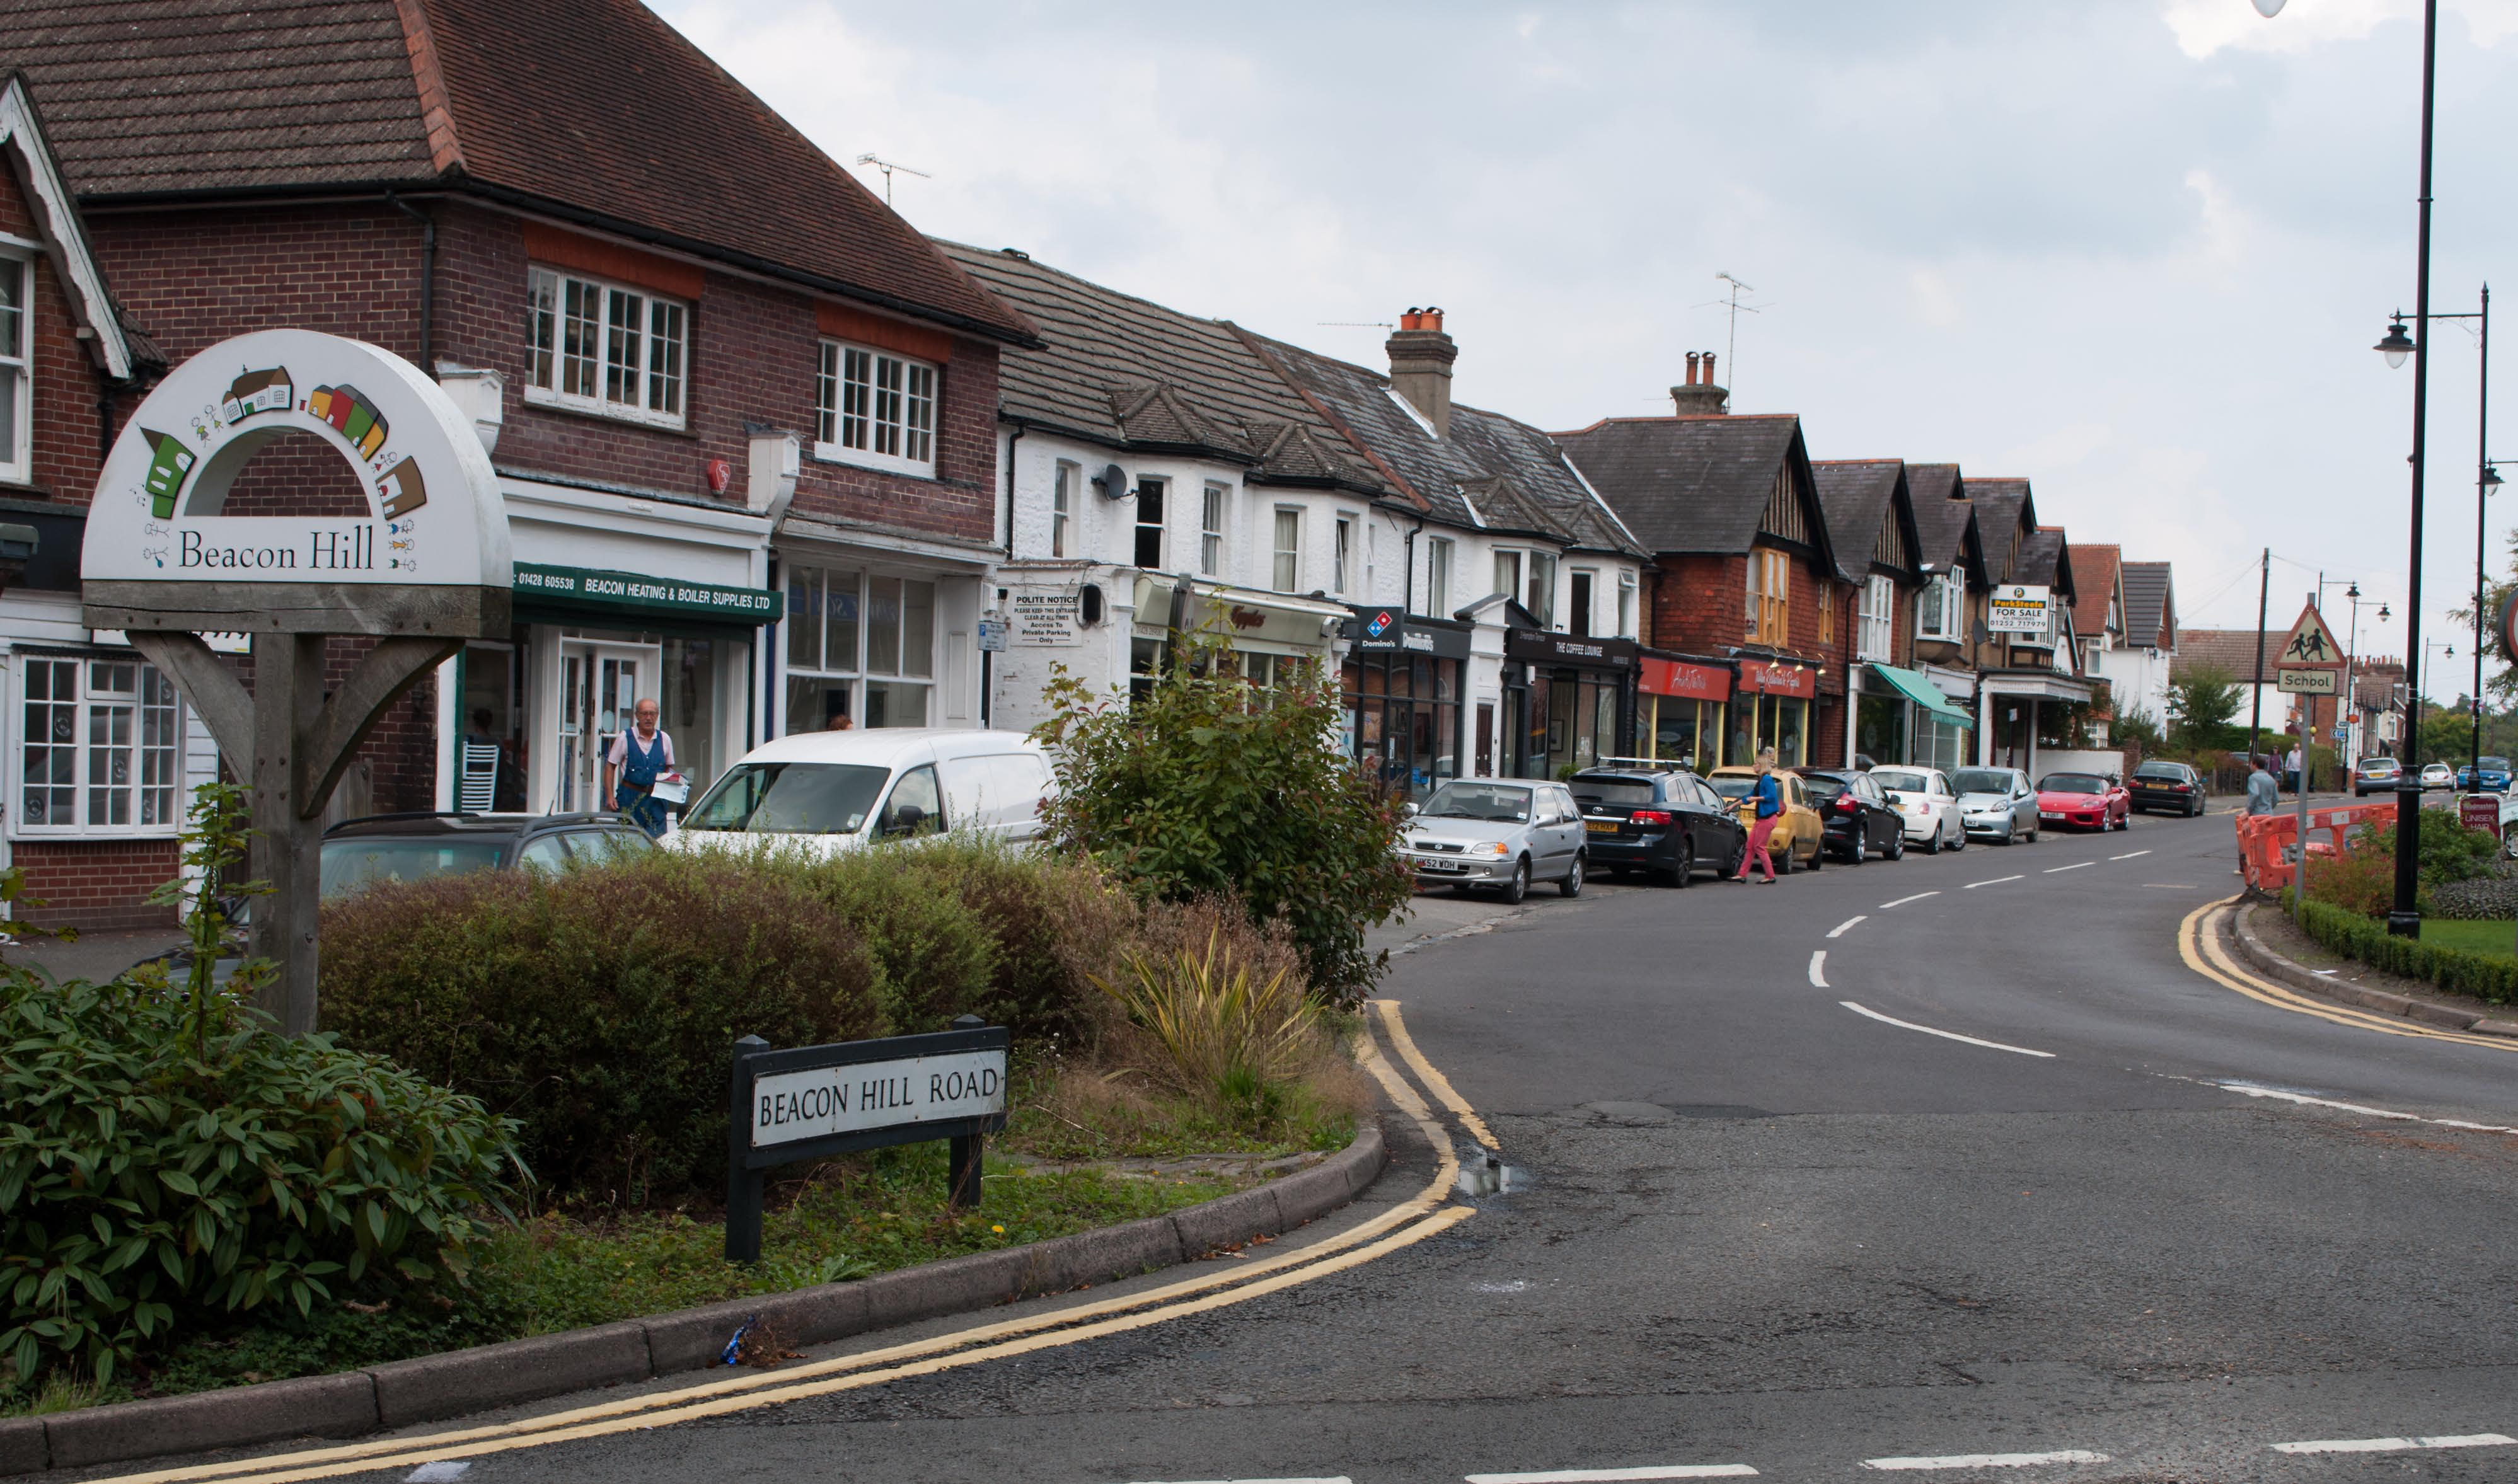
[
  {"xmin": 81, "ymin": 329, "xmax": 509, "ymax": 592},
  {"xmin": 1986, "ymin": 584, "xmax": 2053, "ymax": 635}
]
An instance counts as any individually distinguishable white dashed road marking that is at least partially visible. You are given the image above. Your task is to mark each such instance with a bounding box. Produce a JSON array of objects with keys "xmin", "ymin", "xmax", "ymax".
[
  {"xmin": 2111, "ymin": 849, "xmax": 2151, "ymax": 860},
  {"xmin": 1808, "ymin": 951, "xmax": 1829, "ymax": 988},
  {"xmin": 1841, "ymin": 1001, "xmax": 2055, "ymax": 1059},
  {"xmin": 1466, "ymin": 1469, "xmax": 1759, "ymax": 1482},
  {"xmin": 407, "ymin": 1469, "xmax": 472, "ymax": 1484},
  {"xmin": 2217, "ymin": 1081, "xmax": 2518, "ymax": 1136},
  {"xmin": 1861, "ymin": 1451, "xmax": 2110, "ymax": 1471},
  {"xmin": 1963, "ymin": 875, "xmax": 2024, "ymax": 889},
  {"xmin": 2043, "ymin": 863, "xmax": 2091, "ymax": 874},
  {"xmin": 2271, "ymin": 1435, "xmax": 2515, "ymax": 1454},
  {"xmin": 1828, "ymin": 915, "xmax": 1866, "ymax": 938},
  {"xmin": 1880, "ymin": 891, "xmax": 1939, "ymax": 909}
]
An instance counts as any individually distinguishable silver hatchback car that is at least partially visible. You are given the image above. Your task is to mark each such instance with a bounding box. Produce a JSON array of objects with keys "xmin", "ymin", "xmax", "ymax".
[
  {"xmin": 1951, "ymin": 766, "xmax": 2042, "ymax": 845},
  {"xmin": 1401, "ymin": 779, "xmax": 1588, "ymax": 904}
]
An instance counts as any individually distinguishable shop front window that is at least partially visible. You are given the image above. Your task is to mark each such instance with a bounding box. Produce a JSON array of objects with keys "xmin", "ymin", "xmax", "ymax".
[
  {"xmin": 1856, "ymin": 691, "xmax": 1907, "ymax": 765},
  {"xmin": 785, "ymin": 563, "xmax": 933, "ymax": 731},
  {"xmin": 1636, "ymin": 697, "xmax": 1724, "ymax": 773},
  {"xmin": 1347, "ymin": 653, "xmax": 1460, "ymax": 800}
]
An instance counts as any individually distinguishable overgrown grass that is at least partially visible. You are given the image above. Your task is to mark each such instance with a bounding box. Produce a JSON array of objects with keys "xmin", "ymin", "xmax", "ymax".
[
  {"xmin": 1001, "ymin": 1065, "xmax": 1359, "ymax": 1162},
  {"xmin": 2420, "ymin": 918, "xmax": 2518, "ymax": 960},
  {"xmin": 13, "ymin": 1142, "xmax": 1239, "ymax": 1410}
]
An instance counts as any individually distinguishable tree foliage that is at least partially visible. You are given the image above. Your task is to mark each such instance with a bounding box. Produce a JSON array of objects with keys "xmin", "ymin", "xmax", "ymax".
[
  {"xmin": 1032, "ymin": 629, "xmax": 1412, "ymax": 1001},
  {"xmin": 2166, "ymin": 664, "xmax": 2244, "ymax": 750}
]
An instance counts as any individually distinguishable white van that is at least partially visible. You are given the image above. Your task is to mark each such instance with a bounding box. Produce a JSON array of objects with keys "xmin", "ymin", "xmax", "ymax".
[{"xmin": 666, "ymin": 728, "xmax": 1055, "ymax": 858}]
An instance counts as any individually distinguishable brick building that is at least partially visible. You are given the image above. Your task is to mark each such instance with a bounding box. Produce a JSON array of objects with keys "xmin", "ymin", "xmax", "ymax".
[
  {"xmin": 1813, "ymin": 459, "xmax": 1968, "ymax": 769},
  {"xmin": 1557, "ymin": 363, "xmax": 1845, "ymax": 769},
  {"xmin": 1960, "ymin": 480, "xmax": 2088, "ymax": 770},
  {"xmin": 8, "ymin": 0, "xmax": 1034, "ymax": 916},
  {"xmin": 0, "ymin": 71, "xmax": 207, "ymax": 928},
  {"xmin": 1902, "ymin": 464, "xmax": 1990, "ymax": 771}
]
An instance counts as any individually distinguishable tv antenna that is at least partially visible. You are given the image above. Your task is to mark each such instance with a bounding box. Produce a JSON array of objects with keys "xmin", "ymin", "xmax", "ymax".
[
  {"xmin": 1694, "ymin": 272, "xmax": 1765, "ymax": 397},
  {"xmin": 1317, "ymin": 320, "xmax": 1395, "ymax": 330},
  {"xmin": 853, "ymin": 154, "xmax": 932, "ymax": 205}
]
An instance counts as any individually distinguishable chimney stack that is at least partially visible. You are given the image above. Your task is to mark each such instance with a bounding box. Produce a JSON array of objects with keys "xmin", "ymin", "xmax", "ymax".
[
  {"xmin": 1669, "ymin": 349, "xmax": 1729, "ymax": 416},
  {"xmin": 1385, "ymin": 306, "xmax": 1457, "ymax": 439}
]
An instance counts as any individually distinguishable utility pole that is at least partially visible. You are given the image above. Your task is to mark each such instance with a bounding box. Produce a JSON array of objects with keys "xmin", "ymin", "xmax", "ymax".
[{"xmin": 2249, "ymin": 547, "xmax": 2270, "ymax": 768}]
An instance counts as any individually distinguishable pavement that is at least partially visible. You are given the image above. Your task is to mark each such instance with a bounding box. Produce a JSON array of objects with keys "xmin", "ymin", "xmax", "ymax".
[{"xmin": 46, "ymin": 808, "xmax": 2518, "ymax": 1484}]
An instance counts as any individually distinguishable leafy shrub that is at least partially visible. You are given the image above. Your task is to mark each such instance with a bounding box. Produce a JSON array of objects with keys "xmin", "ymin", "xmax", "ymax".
[
  {"xmin": 787, "ymin": 848, "xmax": 1000, "ymax": 1035},
  {"xmin": 1034, "ymin": 629, "xmax": 1412, "ymax": 999},
  {"xmin": 2305, "ymin": 815, "xmax": 2502, "ymax": 917},
  {"xmin": 0, "ymin": 966, "xmax": 521, "ymax": 1387},
  {"xmin": 1093, "ymin": 927, "xmax": 1340, "ymax": 1133},
  {"xmin": 319, "ymin": 850, "xmax": 883, "ymax": 1205},
  {"xmin": 2285, "ymin": 894, "xmax": 2518, "ymax": 1004}
]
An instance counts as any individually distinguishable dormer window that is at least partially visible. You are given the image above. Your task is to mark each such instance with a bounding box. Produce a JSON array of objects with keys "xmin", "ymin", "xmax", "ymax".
[
  {"xmin": 816, "ymin": 339, "xmax": 937, "ymax": 476},
  {"xmin": 526, "ymin": 266, "xmax": 686, "ymax": 429}
]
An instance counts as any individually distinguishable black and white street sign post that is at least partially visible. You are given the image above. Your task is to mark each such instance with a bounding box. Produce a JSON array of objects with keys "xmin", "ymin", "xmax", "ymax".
[{"xmin": 724, "ymin": 1015, "xmax": 1011, "ymax": 1263}]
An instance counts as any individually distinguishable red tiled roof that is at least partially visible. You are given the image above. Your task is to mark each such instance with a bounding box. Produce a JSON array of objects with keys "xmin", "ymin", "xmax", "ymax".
[
  {"xmin": 1, "ymin": 0, "xmax": 1036, "ymax": 343},
  {"xmin": 2069, "ymin": 542, "xmax": 2119, "ymax": 636},
  {"xmin": 2174, "ymin": 628, "xmax": 2280, "ymax": 681}
]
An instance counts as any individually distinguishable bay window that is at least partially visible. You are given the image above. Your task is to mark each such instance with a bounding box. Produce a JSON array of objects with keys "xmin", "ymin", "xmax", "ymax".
[
  {"xmin": 1202, "ymin": 484, "xmax": 1227, "ymax": 576},
  {"xmin": 1527, "ymin": 552, "xmax": 1557, "ymax": 628},
  {"xmin": 1333, "ymin": 515, "xmax": 1353, "ymax": 594},
  {"xmin": 1493, "ymin": 549, "xmax": 1523, "ymax": 604},
  {"xmin": 1859, "ymin": 573, "xmax": 1895, "ymax": 660},
  {"xmin": 18, "ymin": 657, "xmax": 182, "ymax": 834},
  {"xmin": 1917, "ymin": 568, "xmax": 1965, "ymax": 642},
  {"xmin": 815, "ymin": 339, "xmax": 938, "ymax": 476},
  {"xmin": 526, "ymin": 266, "xmax": 686, "ymax": 427}
]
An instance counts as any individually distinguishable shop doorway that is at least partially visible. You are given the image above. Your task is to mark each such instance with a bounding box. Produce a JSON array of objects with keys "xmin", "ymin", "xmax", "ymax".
[{"xmin": 558, "ymin": 638, "xmax": 659, "ymax": 814}]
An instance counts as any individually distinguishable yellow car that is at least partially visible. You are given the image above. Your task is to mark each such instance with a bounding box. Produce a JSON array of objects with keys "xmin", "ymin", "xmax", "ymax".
[{"xmin": 1706, "ymin": 767, "xmax": 1825, "ymax": 874}]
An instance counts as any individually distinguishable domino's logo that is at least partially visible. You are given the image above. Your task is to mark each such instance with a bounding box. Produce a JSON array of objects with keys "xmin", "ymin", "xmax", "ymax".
[{"xmin": 1364, "ymin": 609, "xmax": 1397, "ymax": 640}]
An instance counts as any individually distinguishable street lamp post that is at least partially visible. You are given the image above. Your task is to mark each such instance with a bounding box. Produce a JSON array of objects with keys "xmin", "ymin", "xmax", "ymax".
[{"xmin": 2272, "ymin": 0, "xmax": 2440, "ymax": 936}]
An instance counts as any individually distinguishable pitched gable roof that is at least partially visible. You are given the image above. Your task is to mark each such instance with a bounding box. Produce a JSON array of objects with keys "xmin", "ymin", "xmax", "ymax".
[
  {"xmin": 2119, "ymin": 560, "xmax": 2174, "ymax": 649},
  {"xmin": 1247, "ymin": 331, "xmax": 1643, "ymax": 556},
  {"xmin": 0, "ymin": 71, "xmax": 142, "ymax": 380},
  {"xmin": 1967, "ymin": 478, "xmax": 2036, "ymax": 582},
  {"xmin": 1554, "ymin": 415, "xmax": 1833, "ymax": 572},
  {"xmin": 5, "ymin": 0, "xmax": 1036, "ymax": 343},
  {"xmin": 934, "ymin": 242, "xmax": 1382, "ymax": 492},
  {"xmin": 2014, "ymin": 527, "xmax": 2074, "ymax": 601},
  {"xmin": 2069, "ymin": 542, "xmax": 2120, "ymax": 638},
  {"xmin": 1811, "ymin": 459, "xmax": 1917, "ymax": 584},
  {"xmin": 2172, "ymin": 628, "xmax": 2275, "ymax": 681},
  {"xmin": 1904, "ymin": 463, "xmax": 1984, "ymax": 582}
]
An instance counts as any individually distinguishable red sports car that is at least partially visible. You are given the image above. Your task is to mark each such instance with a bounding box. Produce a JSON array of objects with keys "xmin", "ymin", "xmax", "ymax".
[{"xmin": 2035, "ymin": 771, "xmax": 2131, "ymax": 832}]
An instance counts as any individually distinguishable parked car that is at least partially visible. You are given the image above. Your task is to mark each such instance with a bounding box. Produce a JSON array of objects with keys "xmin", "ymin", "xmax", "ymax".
[
  {"xmin": 2035, "ymin": 771, "xmax": 2131, "ymax": 832},
  {"xmin": 2455, "ymin": 756, "xmax": 2511, "ymax": 792},
  {"xmin": 2418, "ymin": 761, "xmax": 2457, "ymax": 791},
  {"xmin": 1951, "ymin": 766, "xmax": 2041, "ymax": 845},
  {"xmin": 2128, "ymin": 760, "xmax": 2206, "ymax": 816},
  {"xmin": 322, "ymin": 810, "xmax": 654, "ymax": 897},
  {"xmin": 2352, "ymin": 756, "xmax": 2404, "ymax": 797},
  {"xmin": 1866, "ymin": 765, "xmax": 1965, "ymax": 852},
  {"xmin": 672, "ymin": 728, "xmax": 1054, "ymax": 857},
  {"xmin": 1706, "ymin": 767, "xmax": 1826, "ymax": 873},
  {"xmin": 1402, "ymin": 779, "xmax": 1588, "ymax": 902},
  {"xmin": 1568, "ymin": 766, "xmax": 1746, "ymax": 887},
  {"xmin": 1796, "ymin": 768, "xmax": 1908, "ymax": 863}
]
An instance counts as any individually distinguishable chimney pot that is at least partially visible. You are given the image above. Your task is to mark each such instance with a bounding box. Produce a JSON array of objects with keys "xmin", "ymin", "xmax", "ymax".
[
  {"xmin": 1704, "ymin": 352, "xmax": 1717, "ymax": 385},
  {"xmin": 1685, "ymin": 351, "xmax": 1700, "ymax": 386},
  {"xmin": 1668, "ymin": 350, "xmax": 1730, "ymax": 416},
  {"xmin": 1385, "ymin": 310, "xmax": 1460, "ymax": 439}
]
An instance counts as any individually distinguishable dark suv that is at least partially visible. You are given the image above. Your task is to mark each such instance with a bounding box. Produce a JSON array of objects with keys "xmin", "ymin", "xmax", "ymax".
[
  {"xmin": 1794, "ymin": 769, "xmax": 1908, "ymax": 863},
  {"xmin": 1568, "ymin": 766, "xmax": 1747, "ymax": 887},
  {"xmin": 321, "ymin": 811, "xmax": 654, "ymax": 897}
]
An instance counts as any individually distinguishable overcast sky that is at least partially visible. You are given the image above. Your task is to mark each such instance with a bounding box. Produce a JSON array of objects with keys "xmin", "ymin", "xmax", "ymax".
[{"xmin": 660, "ymin": 0, "xmax": 2518, "ymax": 691}]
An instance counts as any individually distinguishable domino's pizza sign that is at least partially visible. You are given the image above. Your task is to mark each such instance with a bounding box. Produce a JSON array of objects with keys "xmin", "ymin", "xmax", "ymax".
[{"xmin": 82, "ymin": 329, "xmax": 509, "ymax": 591}]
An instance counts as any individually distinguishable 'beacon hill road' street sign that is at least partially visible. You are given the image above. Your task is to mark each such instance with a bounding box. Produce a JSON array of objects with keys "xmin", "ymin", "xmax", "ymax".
[{"xmin": 725, "ymin": 1018, "xmax": 1011, "ymax": 1262}]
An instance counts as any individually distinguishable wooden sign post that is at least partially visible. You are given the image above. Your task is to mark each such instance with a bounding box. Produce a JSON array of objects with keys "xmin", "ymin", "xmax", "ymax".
[
  {"xmin": 79, "ymin": 330, "xmax": 512, "ymax": 1035},
  {"xmin": 724, "ymin": 1016, "xmax": 1011, "ymax": 1263}
]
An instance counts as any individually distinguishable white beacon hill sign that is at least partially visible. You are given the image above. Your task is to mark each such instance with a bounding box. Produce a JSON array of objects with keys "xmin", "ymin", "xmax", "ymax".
[
  {"xmin": 82, "ymin": 328, "xmax": 509, "ymax": 592},
  {"xmin": 751, "ymin": 1048, "xmax": 1008, "ymax": 1149}
]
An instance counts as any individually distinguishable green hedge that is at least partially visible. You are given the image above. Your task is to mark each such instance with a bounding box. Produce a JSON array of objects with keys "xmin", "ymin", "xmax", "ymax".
[{"xmin": 2282, "ymin": 892, "xmax": 2518, "ymax": 1004}]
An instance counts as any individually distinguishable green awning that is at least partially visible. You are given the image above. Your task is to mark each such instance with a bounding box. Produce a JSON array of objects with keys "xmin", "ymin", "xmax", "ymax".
[{"xmin": 1871, "ymin": 663, "xmax": 1975, "ymax": 730}]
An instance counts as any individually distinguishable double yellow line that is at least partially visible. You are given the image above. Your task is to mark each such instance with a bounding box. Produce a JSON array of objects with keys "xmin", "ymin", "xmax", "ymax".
[
  {"xmin": 2179, "ymin": 897, "xmax": 2518, "ymax": 1053},
  {"xmin": 94, "ymin": 1003, "xmax": 1486, "ymax": 1484}
]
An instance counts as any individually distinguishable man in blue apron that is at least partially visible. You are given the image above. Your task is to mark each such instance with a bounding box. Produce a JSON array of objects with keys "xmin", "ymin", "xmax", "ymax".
[{"xmin": 604, "ymin": 697, "xmax": 674, "ymax": 837}]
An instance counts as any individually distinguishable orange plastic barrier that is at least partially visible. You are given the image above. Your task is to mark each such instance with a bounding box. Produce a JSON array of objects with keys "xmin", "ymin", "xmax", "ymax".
[{"xmin": 2236, "ymin": 802, "xmax": 2397, "ymax": 892}]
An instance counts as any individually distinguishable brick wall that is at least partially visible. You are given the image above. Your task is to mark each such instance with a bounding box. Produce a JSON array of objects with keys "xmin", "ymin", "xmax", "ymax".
[
  {"xmin": 0, "ymin": 163, "xmax": 111, "ymax": 502},
  {"xmin": 1646, "ymin": 553, "xmax": 1747, "ymax": 653},
  {"xmin": 13, "ymin": 838, "xmax": 181, "ymax": 930}
]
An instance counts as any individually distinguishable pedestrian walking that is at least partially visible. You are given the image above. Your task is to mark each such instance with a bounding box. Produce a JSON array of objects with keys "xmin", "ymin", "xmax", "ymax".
[
  {"xmin": 604, "ymin": 696, "xmax": 675, "ymax": 838},
  {"xmin": 1732, "ymin": 747, "xmax": 1784, "ymax": 884},
  {"xmin": 2246, "ymin": 754, "xmax": 2280, "ymax": 816},
  {"xmin": 2284, "ymin": 743, "xmax": 2302, "ymax": 797}
]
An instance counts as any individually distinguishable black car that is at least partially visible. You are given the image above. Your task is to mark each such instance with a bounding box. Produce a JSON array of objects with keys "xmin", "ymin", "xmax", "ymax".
[
  {"xmin": 321, "ymin": 810, "xmax": 655, "ymax": 896},
  {"xmin": 1794, "ymin": 768, "xmax": 1906, "ymax": 863},
  {"xmin": 2128, "ymin": 761, "xmax": 2206, "ymax": 816},
  {"xmin": 1568, "ymin": 766, "xmax": 1747, "ymax": 887}
]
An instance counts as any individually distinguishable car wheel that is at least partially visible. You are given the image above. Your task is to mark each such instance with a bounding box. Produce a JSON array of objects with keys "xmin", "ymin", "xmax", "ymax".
[
  {"xmin": 2504, "ymin": 824, "xmax": 2518, "ymax": 861},
  {"xmin": 1998, "ymin": 822, "xmax": 2014, "ymax": 846},
  {"xmin": 1847, "ymin": 830, "xmax": 1866, "ymax": 865},
  {"xmin": 1924, "ymin": 823, "xmax": 1942, "ymax": 855},
  {"xmin": 1666, "ymin": 837, "xmax": 1694, "ymax": 889},
  {"xmin": 1499, "ymin": 857, "xmax": 1530, "ymax": 904},
  {"xmin": 1886, "ymin": 826, "xmax": 1905, "ymax": 861},
  {"xmin": 1805, "ymin": 834, "xmax": 1822, "ymax": 871},
  {"xmin": 1559, "ymin": 852, "xmax": 1585, "ymax": 898}
]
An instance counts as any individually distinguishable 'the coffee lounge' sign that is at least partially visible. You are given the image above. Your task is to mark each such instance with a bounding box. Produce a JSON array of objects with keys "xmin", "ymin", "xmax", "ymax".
[{"xmin": 82, "ymin": 329, "xmax": 510, "ymax": 595}]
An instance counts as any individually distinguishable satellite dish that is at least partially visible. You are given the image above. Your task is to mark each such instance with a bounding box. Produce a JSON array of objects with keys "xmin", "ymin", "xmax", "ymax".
[{"xmin": 1092, "ymin": 464, "xmax": 1131, "ymax": 500}]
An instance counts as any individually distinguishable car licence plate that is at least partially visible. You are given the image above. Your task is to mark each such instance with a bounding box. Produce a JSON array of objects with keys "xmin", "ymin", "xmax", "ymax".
[
  {"xmin": 2040, "ymin": 811, "xmax": 2063, "ymax": 820},
  {"xmin": 1585, "ymin": 820, "xmax": 1619, "ymax": 835}
]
